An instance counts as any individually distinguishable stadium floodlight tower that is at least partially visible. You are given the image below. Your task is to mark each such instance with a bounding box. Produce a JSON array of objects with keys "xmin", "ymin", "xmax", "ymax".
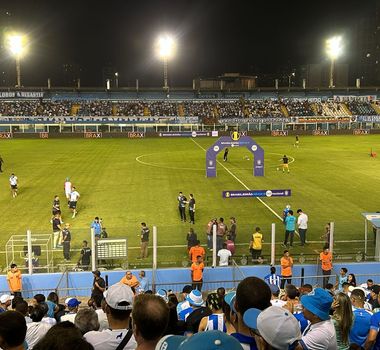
[
  {"xmin": 326, "ymin": 36, "xmax": 343, "ymax": 88},
  {"xmin": 5, "ymin": 33, "xmax": 27, "ymax": 88},
  {"xmin": 156, "ymin": 34, "xmax": 176, "ymax": 90}
]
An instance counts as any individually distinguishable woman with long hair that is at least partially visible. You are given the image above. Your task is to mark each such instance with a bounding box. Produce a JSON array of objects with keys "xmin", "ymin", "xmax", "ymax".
[
  {"xmin": 348, "ymin": 273, "xmax": 357, "ymax": 287},
  {"xmin": 332, "ymin": 292, "xmax": 353, "ymax": 350}
]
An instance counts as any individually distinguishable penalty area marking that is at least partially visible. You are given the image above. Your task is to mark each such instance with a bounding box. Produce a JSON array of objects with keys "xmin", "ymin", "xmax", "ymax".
[{"xmin": 191, "ymin": 138, "xmax": 283, "ymax": 222}]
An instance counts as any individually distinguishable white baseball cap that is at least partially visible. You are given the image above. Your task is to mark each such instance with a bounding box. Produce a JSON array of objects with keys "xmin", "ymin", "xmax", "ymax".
[
  {"xmin": 0, "ymin": 294, "xmax": 14, "ymax": 304},
  {"xmin": 104, "ymin": 283, "xmax": 134, "ymax": 310},
  {"xmin": 257, "ymin": 306, "xmax": 301, "ymax": 350}
]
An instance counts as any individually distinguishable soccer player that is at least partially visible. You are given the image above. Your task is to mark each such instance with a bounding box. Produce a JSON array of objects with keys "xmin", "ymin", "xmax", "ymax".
[
  {"xmin": 177, "ymin": 192, "xmax": 186, "ymax": 222},
  {"xmin": 52, "ymin": 212, "xmax": 64, "ymax": 249},
  {"xmin": 282, "ymin": 155, "xmax": 290, "ymax": 173},
  {"xmin": 9, "ymin": 173, "xmax": 18, "ymax": 198},
  {"xmin": 294, "ymin": 135, "xmax": 299, "ymax": 148},
  {"xmin": 64, "ymin": 177, "xmax": 72, "ymax": 205},
  {"xmin": 51, "ymin": 195, "xmax": 61, "ymax": 218},
  {"xmin": 223, "ymin": 147, "xmax": 229, "ymax": 162},
  {"xmin": 69, "ymin": 187, "xmax": 80, "ymax": 218},
  {"xmin": 0, "ymin": 155, "xmax": 4, "ymax": 172}
]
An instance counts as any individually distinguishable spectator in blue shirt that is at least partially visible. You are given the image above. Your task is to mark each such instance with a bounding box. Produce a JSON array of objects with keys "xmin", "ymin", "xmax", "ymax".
[
  {"xmin": 282, "ymin": 210, "xmax": 296, "ymax": 248},
  {"xmin": 364, "ymin": 298, "xmax": 380, "ymax": 350},
  {"xmin": 90, "ymin": 217, "xmax": 102, "ymax": 238},
  {"xmin": 349, "ymin": 289, "xmax": 372, "ymax": 347},
  {"xmin": 264, "ymin": 266, "xmax": 281, "ymax": 288},
  {"xmin": 335, "ymin": 267, "xmax": 348, "ymax": 291},
  {"xmin": 138, "ymin": 270, "xmax": 149, "ymax": 293}
]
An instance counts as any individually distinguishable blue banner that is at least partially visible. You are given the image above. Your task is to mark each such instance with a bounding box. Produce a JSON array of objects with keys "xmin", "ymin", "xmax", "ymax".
[
  {"xmin": 159, "ymin": 131, "xmax": 212, "ymax": 137},
  {"xmin": 223, "ymin": 189, "xmax": 291, "ymax": 198}
]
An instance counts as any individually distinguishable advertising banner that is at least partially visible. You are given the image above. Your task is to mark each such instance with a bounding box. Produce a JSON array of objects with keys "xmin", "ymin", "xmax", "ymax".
[{"xmin": 222, "ymin": 189, "xmax": 291, "ymax": 198}]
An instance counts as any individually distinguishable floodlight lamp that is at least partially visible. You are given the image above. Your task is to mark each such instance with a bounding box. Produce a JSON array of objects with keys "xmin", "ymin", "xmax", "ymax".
[
  {"xmin": 326, "ymin": 36, "xmax": 343, "ymax": 60},
  {"xmin": 6, "ymin": 34, "xmax": 26, "ymax": 57},
  {"xmin": 156, "ymin": 34, "xmax": 176, "ymax": 59}
]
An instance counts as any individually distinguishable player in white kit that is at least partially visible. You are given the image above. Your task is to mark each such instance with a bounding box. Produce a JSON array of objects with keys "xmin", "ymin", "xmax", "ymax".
[
  {"xmin": 9, "ymin": 173, "xmax": 18, "ymax": 198},
  {"xmin": 69, "ymin": 187, "xmax": 80, "ymax": 218},
  {"xmin": 64, "ymin": 177, "xmax": 72, "ymax": 206}
]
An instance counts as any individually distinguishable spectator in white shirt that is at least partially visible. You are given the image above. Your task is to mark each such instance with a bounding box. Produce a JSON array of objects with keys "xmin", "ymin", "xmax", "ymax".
[
  {"xmin": 297, "ymin": 209, "xmax": 308, "ymax": 246},
  {"xmin": 217, "ymin": 243, "xmax": 232, "ymax": 266},
  {"xmin": 297, "ymin": 288, "xmax": 336, "ymax": 350},
  {"xmin": 84, "ymin": 283, "xmax": 137, "ymax": 350},
  {"xmin": 61, "ymin": 298, "xmax": 81, "ymax": 323},
  {"xmin": 26, "ymin": 304, "xmax": 53, "ymax": 349}
]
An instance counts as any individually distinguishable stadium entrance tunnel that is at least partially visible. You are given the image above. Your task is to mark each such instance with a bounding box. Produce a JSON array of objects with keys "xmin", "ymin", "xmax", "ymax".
[{"xmin": 206, "ymin": 136, "xmax": 264, "ymax": 177}]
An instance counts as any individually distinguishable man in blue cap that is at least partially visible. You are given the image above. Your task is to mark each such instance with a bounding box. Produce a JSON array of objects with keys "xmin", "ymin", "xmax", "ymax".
[{"xmin": 299, "ymin": 288, "xmax": 336, "ymax": 350}]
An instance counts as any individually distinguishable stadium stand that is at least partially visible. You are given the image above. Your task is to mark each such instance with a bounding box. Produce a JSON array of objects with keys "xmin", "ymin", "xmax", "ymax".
[
  {"xmin": 0, "ymin": 97, "xmax": 380, "ymax": 121},
  {"xmin": 2, "ymin": 273, "xmax": 379, "ymax": 350}
]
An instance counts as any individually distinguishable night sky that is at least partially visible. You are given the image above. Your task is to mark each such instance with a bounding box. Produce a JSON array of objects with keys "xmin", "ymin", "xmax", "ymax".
[{"xmin": 0, "ymin": 0, "xmax": 376, "ymax": 87}]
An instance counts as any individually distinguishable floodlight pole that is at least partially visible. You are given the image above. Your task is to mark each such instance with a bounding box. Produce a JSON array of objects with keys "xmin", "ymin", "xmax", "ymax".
[
  {"xmin": 91, "ymin": 228, "xmax": 96, "ymax": 271},
  {"xmin": 329, "ymin": 58, "xmax": 335, "ymax": 88},
  {"xmin": 163, "ymin": 57, "xmax": 168, "ymax": 90},
  {"xmin": 27, "ymin": 229, "xmax": 33, "ymax": 275},
  {"xmin": 212, "ymin": 225, "xmax": 217, "ymax": 267},
  {"xmin": 271, "ymin": 223, "xmax": 276, "ymax": 266},
  {"xmin": 152, "ymin": 226, "xmax": 157, "ymax": 292},
  {"xmin": 16, "ymin": 55, "xmax": 21, "ymax": 88}
]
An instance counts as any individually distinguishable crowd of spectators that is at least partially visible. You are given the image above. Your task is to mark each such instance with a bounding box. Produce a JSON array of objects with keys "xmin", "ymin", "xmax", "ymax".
[
  {"xmin": 244, "ymin": 99, "xmax": 284, "ymax": 117},
  {"xmin": 282, "ymin": 99, "xmax": 315, "ymax": 117},
  {"xmin": 346, "ymin": 101, "xmax": 377, "ymax": 116},
  {"xmin": 314, "ymin": 101, "xmax": 351, "ymax": 117},
  {"xmin": 0, "ymin": 99, "xmax": 379, "ymax": 120},
  {"xmin": 1, "ymin": 267, "xmax": 380, "ymax": 350}
]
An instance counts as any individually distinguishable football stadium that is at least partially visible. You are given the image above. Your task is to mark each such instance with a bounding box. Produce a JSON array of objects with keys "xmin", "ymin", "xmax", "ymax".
[{"xmin": 0, "ymin": 1, "xmax": 380, "ymax": 349}]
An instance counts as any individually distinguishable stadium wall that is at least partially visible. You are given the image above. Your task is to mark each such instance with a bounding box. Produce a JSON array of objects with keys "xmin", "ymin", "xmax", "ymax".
[{"xmin": 0, "ymin": 262, "xmax": 379, "ymax": 298}]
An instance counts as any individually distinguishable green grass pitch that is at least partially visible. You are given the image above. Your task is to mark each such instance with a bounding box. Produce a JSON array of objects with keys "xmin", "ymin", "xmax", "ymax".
[{"xmin": 0, "ymin": 135, "xmax": 378, "ymax": 269}]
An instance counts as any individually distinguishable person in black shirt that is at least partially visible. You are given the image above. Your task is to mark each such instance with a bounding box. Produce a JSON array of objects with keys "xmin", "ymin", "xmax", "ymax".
[
  {"xmin": 91, "ymin": 270, "xmax": 105, "ymax": 306},
  {"xmin": 187, "ymin": 228, "xmax": 198, "ymax": 250},
  {"xmin": 229, "ymin": 217, "xmax": 237, "ymax": 242},
  {"xmin": 61, "ymin": 223, "xmax": 71, "ymax": 261},
  {"xmin": 52, "ymin": 213, "xmax": 63, "ymax": 249},
  {"xmin": 223, "ymin": 147, "xmax": 229, "ymax": 162},
  {"xmin": 188, "ymin": 194, "xmax": 196, "ymax": 224},
  {"xmin": 139, "ymin": 222, "xmax": 150, "ymax": 259},
  {"xmin": 77, "ymin": 240, "xmax": 91, "ymax": 270},
  {"xmin": 282, "ymin": 155, "xmax": 290, "ymax": 173},
  {"xmin": 0, "ymin": 156, "xmax": 4, "ymax": 172},
  {"xmin": 52, "ymin": 195, "xmax": 60, "ymax": 216},
  {"xmin": 177, "ymin": 192, "xmax": 187, "ymax": 222}
]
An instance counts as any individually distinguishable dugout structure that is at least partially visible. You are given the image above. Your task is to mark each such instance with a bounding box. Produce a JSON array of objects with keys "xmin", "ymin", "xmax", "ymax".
[
  {"xmin": 362, "ymin": 213, "xmax": 380, "ymax": 261},
  {"xmin": 206, "ymin": 135, "xmax": 264, "ymax": 177},
  {"xmin": 5, "ymin": 233, "xmax": 54, "ymax": 273}
]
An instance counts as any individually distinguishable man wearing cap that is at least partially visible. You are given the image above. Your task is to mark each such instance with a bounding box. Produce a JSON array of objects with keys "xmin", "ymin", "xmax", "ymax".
[
  {"xmin": 84, "ymin": 283, "xmax": 137, "ymax": 349},
  {"xmin": 269, "ymin": 284, "xmax": 286, "ymax": 308},
  {"xmin": 298, "ymin": 288, "xmax": 336, "ymax": 350},
  {"xmin": 229, "ymin": 277, "xmax": 272, "ymax": 350},
  {"xmin": 60, "ymin": 298, "xmax": 81, "ymax": 323},
  {"xmin": 7, "ymin": 263, "xmax": 22, "ymax": 297},
  {"xmin": 91, "ymin": 270, "xmax": 106, "ymax": 306},
  {"xmin": 369, "ymin": 285, "xmax": 380, "ymax": 310},
  {"xmin": 120, "ymin": 271, "xmax": 140, "ymax": 290},
  {"xmin": 0, "ymin": 294, "xmax": 14, "ymax": 313},
  {"xmin": 256, "ymin": 306, "xmax": 302, "ymax": 350},
  {"xmin": 156, "ymin": 330, "xmax": 244, "ymax": 350},
  {"xmin": 178, "ymin": 289, "xmax": 205, "ymax": 322},
  {"xmin": 132, "ymin": 294, "xmax": 169, "ymax": 350}
]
